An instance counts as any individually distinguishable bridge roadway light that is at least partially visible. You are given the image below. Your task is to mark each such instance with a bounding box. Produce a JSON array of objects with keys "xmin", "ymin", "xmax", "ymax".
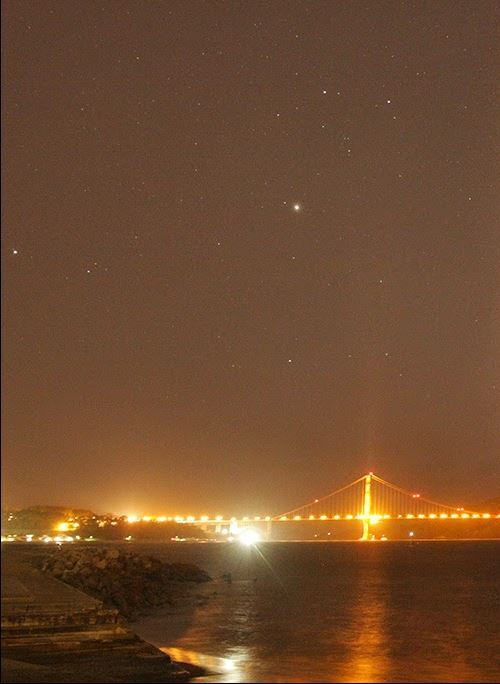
[{"xmin": 482, "ymin": 513, "xmax": 491, "ymax": 518}]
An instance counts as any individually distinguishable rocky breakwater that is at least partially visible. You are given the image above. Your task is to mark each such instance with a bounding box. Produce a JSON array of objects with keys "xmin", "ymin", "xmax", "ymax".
[{"xmin": 40, "ymin": 547, "xmax": 212, "ymax": 620}]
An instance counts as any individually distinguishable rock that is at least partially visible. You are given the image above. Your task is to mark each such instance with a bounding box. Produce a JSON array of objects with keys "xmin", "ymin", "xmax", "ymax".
[{"xmin": 40, "ymin": 546, "xmax": 211, "ymax": 620}]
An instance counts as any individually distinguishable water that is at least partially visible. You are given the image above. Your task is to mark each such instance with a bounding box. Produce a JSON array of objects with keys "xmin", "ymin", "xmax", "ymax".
[{"xmin": 132, "ymin": 541, "xmax": 500, "ymax": 682}]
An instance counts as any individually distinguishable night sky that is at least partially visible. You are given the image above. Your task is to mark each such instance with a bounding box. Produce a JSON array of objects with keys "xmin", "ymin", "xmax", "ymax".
[{"xmin": 2, "ymin": 1, "xmax": 499, "ymax": 516}]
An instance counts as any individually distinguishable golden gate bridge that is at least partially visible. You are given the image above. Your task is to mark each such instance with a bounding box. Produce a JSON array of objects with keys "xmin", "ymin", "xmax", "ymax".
[{"xmin": 171, "ymin": 472, "xmax": 497, "ymax": 540}]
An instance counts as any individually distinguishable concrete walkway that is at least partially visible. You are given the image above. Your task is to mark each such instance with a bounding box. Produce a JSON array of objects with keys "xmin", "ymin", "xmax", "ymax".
[{"xmin": 1, "ymin": 554, "xmax": 101, "ymax": 615}]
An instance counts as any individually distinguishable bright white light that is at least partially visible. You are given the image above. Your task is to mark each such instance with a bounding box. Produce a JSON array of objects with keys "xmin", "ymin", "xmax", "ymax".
[
  {"xmin": 293, "ymin": 203, "xmax": 301, "ymax": 211},
  {"xmin": 238, "ymin": 529, "xmax": 261, "ymax": 546},
  {"xmin": 223, "ymin": 659, "xmax": 236, "ymax": 672}
]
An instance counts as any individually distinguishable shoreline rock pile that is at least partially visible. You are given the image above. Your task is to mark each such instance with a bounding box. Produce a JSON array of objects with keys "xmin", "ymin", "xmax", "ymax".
[{"xmin": 40, "ymin": 547, "xmax": 211, "ymax": 620}]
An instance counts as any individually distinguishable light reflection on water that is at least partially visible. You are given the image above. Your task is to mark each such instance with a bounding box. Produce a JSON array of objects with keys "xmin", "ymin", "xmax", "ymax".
[
  {"xmin": 161, "ymin": 646, "xmax": 248, "ymax": 683},
  {"xmin": 133, "ymin": 541, "xmax": 500, "ymax": 683}
]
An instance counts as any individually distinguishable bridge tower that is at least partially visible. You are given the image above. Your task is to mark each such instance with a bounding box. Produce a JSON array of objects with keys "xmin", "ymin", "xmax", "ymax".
[{"xmin": 361, "ymin": 472, "xmax": 372, "ymax": 540}]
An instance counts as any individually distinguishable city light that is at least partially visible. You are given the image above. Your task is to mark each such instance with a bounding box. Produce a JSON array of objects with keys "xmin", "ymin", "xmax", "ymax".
[
  {"xmin": 238, "ymin": 529, "xmax": 261, "ymax": 546},
  {"xmin": 55, "ymin": 521, "xmax": 79, "ymax": 532}
]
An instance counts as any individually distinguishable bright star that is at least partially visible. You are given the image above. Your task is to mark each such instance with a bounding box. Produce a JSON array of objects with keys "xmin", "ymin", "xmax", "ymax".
[{"xmin": 293, "ymin": 204, "xmax": 301, "ymax": 211}]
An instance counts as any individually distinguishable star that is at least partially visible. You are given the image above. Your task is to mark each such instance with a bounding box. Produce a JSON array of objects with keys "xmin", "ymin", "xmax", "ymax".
[
  {"xmin": 293, "ymin": 203, "xmax": 301, "ymax": 211},
  {"xmin": 12, "ymin": 249, "xmax": 18, "ymax": 255}
]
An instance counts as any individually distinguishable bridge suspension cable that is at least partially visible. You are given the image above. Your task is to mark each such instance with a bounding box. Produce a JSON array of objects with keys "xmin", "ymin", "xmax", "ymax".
[
  {"xmin": 273, "ymin": 472, "xmax": 479, "ymax": 521},
  {"xmin": 273, "ymin": 474, "xmax": 366, "ymax": 520},
  {"xmin": 370, "ymin": 474, "xmax": 477, "ymax": 516}
]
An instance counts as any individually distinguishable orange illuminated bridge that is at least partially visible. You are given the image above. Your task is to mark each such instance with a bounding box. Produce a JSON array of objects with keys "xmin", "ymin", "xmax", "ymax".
[{"xmin": 127, "ymin": 473, "xmax": 498, "ymax": 540}]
